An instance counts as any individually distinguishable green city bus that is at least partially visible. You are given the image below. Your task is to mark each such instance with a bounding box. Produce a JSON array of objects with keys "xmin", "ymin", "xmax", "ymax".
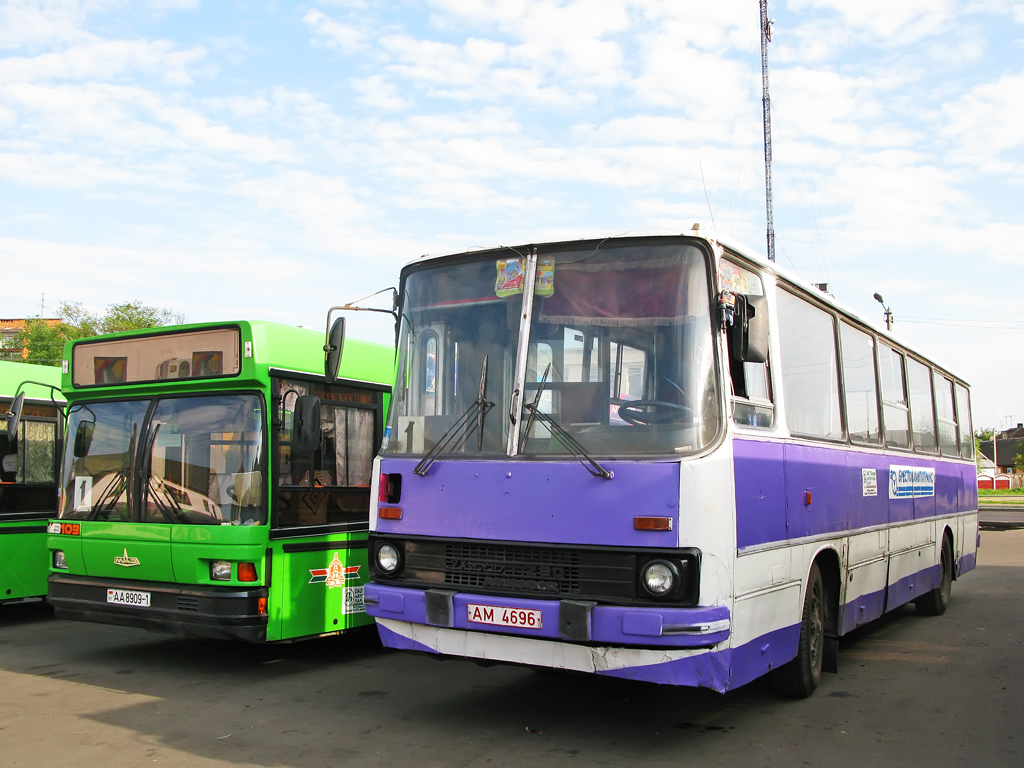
[
  {"xmin": 1, "ymin": 360, "xmax": 64, "ymax": 605},
  {"xmin": 46, "ymin": 320, "xmax": 393, "ymax": 642}
]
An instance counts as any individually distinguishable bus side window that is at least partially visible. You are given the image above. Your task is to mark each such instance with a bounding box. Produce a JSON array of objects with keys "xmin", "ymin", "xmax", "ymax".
[
  {"xmin": 878, "ymin": 343, "xmax": 910, "ymax": 449},
  {"xmin": 776, "ymin": 289, "xmax": 842, "ymax": 440},
  {"xmin": 840, "ymin": 322, "xmax": 881, "ymax": 445},
  {"xmin": 276, "ymin": 377, "xmax": 379, "ymax": 529}
]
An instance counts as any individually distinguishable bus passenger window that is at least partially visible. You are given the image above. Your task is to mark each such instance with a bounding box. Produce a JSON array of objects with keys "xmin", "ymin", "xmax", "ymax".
[
  {"xmin": 934, "ymin": 373, "xmax": 958, "ymax": 457},
  {"xmin": 777, "ymin": 290, "xmax": 842, "ymax": 440},
  {"xmin": 907, "ymin": 358, "xmax": 937, "ymax": 452},
  {"xmin": 878, "ymin": 344, "xmax": 910, "ymax": 449},
  {"xmin": 840, "ymin": 322, "xmax": 881, "ymax": 444}
]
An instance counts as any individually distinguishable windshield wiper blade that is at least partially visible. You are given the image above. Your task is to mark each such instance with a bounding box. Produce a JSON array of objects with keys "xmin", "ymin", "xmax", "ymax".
[
  {"xmin": 520, "ymin": 363, "xmax": 551, "ymax": 452},
  {"xmin": 88, "ymin": 468, "xmax": 129, "ymax": 519},
  {"xmin": 414, "ymin": 356, "xmax": 494, "ymax": 476},
  {"xmin": 521, "ymin": 403, "xmax": 614, "ymax": 480},
  {"xmin": 146, "ymin": 475, "xmax": 188, "ymax": 524}
]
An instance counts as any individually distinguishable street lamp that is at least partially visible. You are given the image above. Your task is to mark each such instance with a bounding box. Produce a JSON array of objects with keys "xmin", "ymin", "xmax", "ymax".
[{"xmin": 873, "ymin": 293, "xmax": 893, "ymax": 331}]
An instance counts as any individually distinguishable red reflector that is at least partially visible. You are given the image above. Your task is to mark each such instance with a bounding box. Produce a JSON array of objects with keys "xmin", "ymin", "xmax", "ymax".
[
  {"xmin": 804, "ymin": 491, "xmax": 812, "ymax": 507},
  {"xmin": 379, "ymin": 506, "xmax": 403, "ymax": 520},
  {"xmin": 258, "ymin": 597, "xmax": 267, "ymax": 615},
  {"xmin": 634, "ymin": 516, "xmax": 672, "ymax": 531},
  {"xmin": 237, "ymin": 562, "xmax": 258, "ymax": 582}
]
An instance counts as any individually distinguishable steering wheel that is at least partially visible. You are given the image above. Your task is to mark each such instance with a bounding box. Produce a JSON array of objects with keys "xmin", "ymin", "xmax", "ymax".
[{"xmin": 617, "ymin": 400, "xmax": 692, "ymax": 426}]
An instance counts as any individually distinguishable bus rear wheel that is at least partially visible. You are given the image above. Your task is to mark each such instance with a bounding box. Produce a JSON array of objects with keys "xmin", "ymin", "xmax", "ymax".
[
  {"xmin": 915, "ymin": 535, "xmax": 953, "ymax": 616},
  {"xmin": 771, "ymin": 562, "xmax": 824, "ymax": 698}
]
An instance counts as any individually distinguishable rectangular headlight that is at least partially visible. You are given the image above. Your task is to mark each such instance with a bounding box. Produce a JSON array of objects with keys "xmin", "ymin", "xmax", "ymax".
[{"xmin": 210, "ymin": 560, "xmax": 232, "ymax": 581}]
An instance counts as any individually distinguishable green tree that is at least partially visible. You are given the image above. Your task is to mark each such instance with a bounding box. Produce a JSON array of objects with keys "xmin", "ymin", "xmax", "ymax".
[
  {"xmin": 16, "ymin": 300, "xmax": 185, "ymax": 366},
  {"xmin": 16, "ymin": 318, "xmax": 67, "ymax": 366},
  {"xmin": 1015, "ymin": 444, "xmax": 1024, "ymax": 475}
]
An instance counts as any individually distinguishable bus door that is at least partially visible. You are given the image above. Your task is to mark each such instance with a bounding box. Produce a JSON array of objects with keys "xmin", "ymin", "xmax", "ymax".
[
  {"xmin": 268, "ymin": 377, "xmax": 382, "ymax": 641},
  {"xmin": 1, "ymin": 406, "xmax": 61, "ymax": 601}
]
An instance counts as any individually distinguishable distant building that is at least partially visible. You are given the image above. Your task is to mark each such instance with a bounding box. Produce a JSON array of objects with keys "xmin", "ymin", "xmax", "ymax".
[
  {"xmin": 978, "ymin": 423, "xmax": 1024, "ymax": 474},
  {"xmin": 0, "ymin": 318, "xmax": 61, "ymax": 360}
]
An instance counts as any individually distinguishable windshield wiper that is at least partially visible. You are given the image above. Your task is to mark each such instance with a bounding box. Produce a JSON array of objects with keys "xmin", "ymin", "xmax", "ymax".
[
  {"xmin": 88, "ymin": 468, "xmax": 130, "ymax": 520},
  {"xmin": 520, "ymin": 403, "xmax": 614, "ymax": 480},
  {"xmin": 146, "ymin": 475, "xmax": 188, "ymax": 524},
  {"xmin": 414, "ymin": 356, "xmax": 494, "ymax": 476},
  {"xmin": 520, "ymin": 363, "xmax": 551, "ymax": 452}
]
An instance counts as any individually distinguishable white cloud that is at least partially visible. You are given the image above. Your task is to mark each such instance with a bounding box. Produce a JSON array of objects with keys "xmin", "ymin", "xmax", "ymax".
[
  {"xmin": 941, "ymin": 71, "xmax": 1024, "ymax": 175},
  {"xmin": 303, "ymin": 9, "xmax": 368, "ymax": 53}
]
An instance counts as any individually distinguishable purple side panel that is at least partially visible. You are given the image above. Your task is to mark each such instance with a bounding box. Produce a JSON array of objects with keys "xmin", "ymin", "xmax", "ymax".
[
  {"xmin": 377, "ymin": 458, "xmax": 680, "ymax": 547},
  {"xmin": 783, "ymin": 443, "xmax": 853, "ymax": 539},
  {"xmin": 735, "ymin": 438, "xmax": 975, "ymax": 549},
  {"xmin": 840, "ymin": 584, "xmax": 887, "ymax": 635},
  {"xmin": 887, "ymin": 563, "xmax": 940, "ymax": 610},
  {"xmin": 733, "ymin": 440, "xmax": 786, "ymax": 549},
  {"xmin": 596, "ymin": 624, "xmax": 800, "ymax": 692},
  {"xmin": 961, "ymin": 468, "xmax": 979, "ymax": 511},
  {"xmin": 958, "ymin": 550, "xmax": 977, "ymax": 576}
]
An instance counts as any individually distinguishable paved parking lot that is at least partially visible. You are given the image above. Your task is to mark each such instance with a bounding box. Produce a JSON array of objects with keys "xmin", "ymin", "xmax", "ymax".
[{"xmin": 1, "ymin": 530, "xmax": 1022, "ymax": 768}]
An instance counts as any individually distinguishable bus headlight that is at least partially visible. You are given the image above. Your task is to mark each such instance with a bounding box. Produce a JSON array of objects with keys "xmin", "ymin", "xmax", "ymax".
[
  {"xmin": 210, "ymin": 560, "xmax": 232, "ymax": 581},
  {"xmin": 641, "ymin": 559, "xmax": 679, "ymax": 597},
  {"xmin": 375, "ymin": 542, "xmax": 403, "ymax": 576},
  {"xmin": 53, "ymin": 550, "xmax": 67, "ymax": 570}
]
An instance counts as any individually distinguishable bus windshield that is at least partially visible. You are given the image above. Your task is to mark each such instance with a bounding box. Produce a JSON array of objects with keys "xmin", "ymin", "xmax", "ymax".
[
  {"xmin": 61, "ymin": 394, "xmax": 264, "ymax": 525},
  {"xmin": 385, "ymin": 239, "xmax": 720, "ymax": 459}
]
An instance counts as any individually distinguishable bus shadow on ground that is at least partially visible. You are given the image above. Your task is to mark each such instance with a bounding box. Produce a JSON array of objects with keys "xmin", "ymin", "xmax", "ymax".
[{"xmin": 8, "ymin": 600, "xmax": 950, "ymax": 768}]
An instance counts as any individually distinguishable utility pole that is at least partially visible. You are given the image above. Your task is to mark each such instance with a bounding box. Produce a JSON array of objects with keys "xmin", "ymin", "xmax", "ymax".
[{"xmin": 760, "ymin": 0, "xmax": 776, "ymax": 262}]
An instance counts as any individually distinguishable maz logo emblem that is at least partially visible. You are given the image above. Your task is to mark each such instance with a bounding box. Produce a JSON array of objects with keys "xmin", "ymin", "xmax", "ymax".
[{"xmin": 113, "ymin": 548, "xmax": 141, "ymax": 567}]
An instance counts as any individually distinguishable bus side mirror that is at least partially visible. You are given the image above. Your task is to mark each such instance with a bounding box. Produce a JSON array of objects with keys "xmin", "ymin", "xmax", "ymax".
[
  {"xmin": 74, "ymin": 421, "xmax": 95, "ymax": 458},
  {"xmin": 324, "ymin": 316, "xmax": 346, "ymax": 384},
  {"xmin": 730, "ymin": 295, "xmax": 769, "ymax": 364},
  {"xmin": 291, "ymin": 395, "xmax": 322, "ymax": 454},
  {"xmin": 5, "ymin": 392, "xmax": 24, "ymax": 440}
]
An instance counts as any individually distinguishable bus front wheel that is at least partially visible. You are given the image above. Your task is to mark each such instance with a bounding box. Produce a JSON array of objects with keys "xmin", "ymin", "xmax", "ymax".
[{"xmin": 771, "ymin": 562, "xmax": 824, "ymax": 698}]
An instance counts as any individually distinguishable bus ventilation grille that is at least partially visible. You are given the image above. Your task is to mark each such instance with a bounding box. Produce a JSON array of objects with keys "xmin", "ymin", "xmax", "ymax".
[
  {"xmin": 443, "ymin": 543, "xmax": 582, "ymax": 596},
  {"xmin": 177, "ymin": 597, "xmax": 201, "ymax": 612}
]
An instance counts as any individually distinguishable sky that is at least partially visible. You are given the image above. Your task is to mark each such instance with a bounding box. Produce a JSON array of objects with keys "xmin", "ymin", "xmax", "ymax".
[{"xmin": 1, "ymin": 0, "xmax": 1022, "ymax": 430}]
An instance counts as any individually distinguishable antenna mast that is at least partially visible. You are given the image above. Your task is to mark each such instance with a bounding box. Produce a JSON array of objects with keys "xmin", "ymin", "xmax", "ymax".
[{"xmin": 760, "ymin": 1, "xmax": 776, "ymax": 262}]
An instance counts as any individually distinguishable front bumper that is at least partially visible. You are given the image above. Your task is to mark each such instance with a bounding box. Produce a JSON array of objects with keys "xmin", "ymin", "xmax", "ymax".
[
  {"xmin": 364, "ymin": 582, "xmax": 730, "ymax": 647},
  {"xmin": 48, "ymin": 573, "xmax": 269, "ymax": 643}
]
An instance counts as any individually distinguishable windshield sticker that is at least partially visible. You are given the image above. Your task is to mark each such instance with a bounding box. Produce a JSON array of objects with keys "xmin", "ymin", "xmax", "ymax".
[
  {"xmin": 308, "ymin": 553, "xmax": 360, "ymax": 587},
  {"xmin": 114, "ymin": 548, "xmax": 141, "ymax": 567},
  {"xmin": 889, "ymin": 465, "xmax": 935, "ymax": 498},
  {"xmin": 495, "ymin": 257, "xmax": 526, "ymax": 297},
  {"xmin": 535, "ymin": 255, "xmax": 555, "ymax": 297},
  {"xmin": 73, "ymin": 477, "xmax": 94, "ymax": 512},
  {"xmin": 495, "ymin": 256, "xmax": 556, "ymax": 298}
]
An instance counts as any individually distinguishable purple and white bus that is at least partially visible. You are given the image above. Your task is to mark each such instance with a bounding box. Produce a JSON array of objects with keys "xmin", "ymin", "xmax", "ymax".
[{"xmin": 364, "ymin": 230, "xmax": 977, "ymax": 697}]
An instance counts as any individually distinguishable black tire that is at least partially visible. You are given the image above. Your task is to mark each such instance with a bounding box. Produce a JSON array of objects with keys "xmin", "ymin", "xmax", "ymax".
[
  {"xmin": 772, "ymin": 562, "xmax": 824, "ymax": 698},
  {"xmin": 915, "ymin": 535, "xmax": 953, "ymax": 616}
]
